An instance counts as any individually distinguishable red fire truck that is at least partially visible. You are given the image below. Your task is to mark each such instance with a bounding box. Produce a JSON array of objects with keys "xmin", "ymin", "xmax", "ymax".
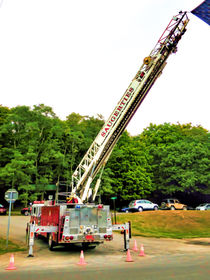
[
  {"xmin": 27, "ymin": 11, "xmax": 189, "ymax": 257},
  {"xmin": 28, "ymin": 200, "xmax": 114, "ymax": 251}
]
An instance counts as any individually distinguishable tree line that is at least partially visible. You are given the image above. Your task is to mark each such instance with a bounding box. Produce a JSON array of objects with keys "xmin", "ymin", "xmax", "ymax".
[{"xmin": 0, "ymin": 104, "xmax": 209, "ymax": 207}]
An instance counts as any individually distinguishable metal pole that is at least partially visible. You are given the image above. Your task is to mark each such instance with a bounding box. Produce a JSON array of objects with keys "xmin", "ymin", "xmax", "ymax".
[
  {"xmin": 6, "ymin": 200, "xmax": 12, "ymax": 248},
  {"xmin": 113, "ymin": 199, "xmax": 117, "ymax": 224},
  {"xmin": 123, "ymin": 229, "xmax": 127, "ymax": 251},
  {"xmin": 28, "ymin": 224, "xmax": 34, "ymax": 257}
]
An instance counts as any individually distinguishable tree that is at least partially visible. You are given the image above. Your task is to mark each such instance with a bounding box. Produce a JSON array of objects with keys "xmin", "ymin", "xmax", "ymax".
[
  {"xmin": 66, "ymin": 113, "xmax": 104, "ymax": 157},
  {"xmin": 0, "ymin": 150, "xmax": 36, "ymax": 206},
  {"xmin": 157, "ymin": 139, "xmax": 210, "ymax": 195},
  {"xmin": 0, "ymin": 105, "xmax": 10, "ymax": 126},
  {"xmin": 1, "ymin": 102, "xmax": 208, "ymax": 207},
  {"xmin": 140, "ymin": 123, "xmax": 210, "ymax": 197},
  {"xmin": 0, "ymin": 104, "xmax": 62, "ymax": 204},
  {"xmin": 104, "ymin": 132, "xmax": 153, "ymax": 203}
]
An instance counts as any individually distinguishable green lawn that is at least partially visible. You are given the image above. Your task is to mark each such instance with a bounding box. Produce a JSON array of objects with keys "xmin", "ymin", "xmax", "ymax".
[
  {"xmin": 1, "ymin": 210, "xmax": 209, "ymax": 255},
  {"xmin": 0, "ymin": 238, "xmax": 26, "ymax": 255},
  {"xmin": 3, "ymin": 207, "xmax": 23, "ymax": 216},
  {"xmin": 116, "ymin": 210, "xmax": 210, "ymax": 239}
]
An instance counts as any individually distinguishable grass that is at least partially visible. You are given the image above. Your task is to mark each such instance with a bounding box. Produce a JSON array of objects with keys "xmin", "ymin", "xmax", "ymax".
[
  {"xmin": 10, "ymin": 209, "xmax": 22, "ymax": 216},
  {"xmin": 2, "ymin": 206, "xmax": 23, "ymax": 216},
  {"xmin": 0, "ymin": 210, "xmax": 209, "ymax": 256},
  {"xmin": 0, "ymin": 238, "xmax": 26, "ymax": 255},
  {"xmin": 116, "ymin": 210, "xmax": 210, "ymax": 239}
]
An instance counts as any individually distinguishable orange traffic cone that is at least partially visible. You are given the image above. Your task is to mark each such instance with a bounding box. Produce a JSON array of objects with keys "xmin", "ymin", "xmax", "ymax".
[
  {"xmin": 138, "ymin": 244, "xmax": 146, "ymax": 257},
  {"xmin": 77, "ymin": 250, "xmax": 87, "ymax": 265},
  {"xmin": 132, "ymin": 240, "xmax": 138, "ymax": 252},
  {"xmin": 5, "ymin": 254, "xmax": 17, "ymax": 270},
  {"xmin": 125, "ymin": 249, "xmax": 134, "ymax": 262}
]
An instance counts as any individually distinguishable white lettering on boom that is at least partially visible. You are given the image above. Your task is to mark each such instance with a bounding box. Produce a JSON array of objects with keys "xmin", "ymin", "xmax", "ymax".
[{"xmin": 101, "ymin": 88, "xmax": 134, "ymax": 137}]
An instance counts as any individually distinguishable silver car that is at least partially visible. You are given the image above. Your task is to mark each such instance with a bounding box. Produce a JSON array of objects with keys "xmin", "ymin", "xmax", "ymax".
[
  {"xmin": 195, "ymin": 203, "xmax": 210, "ymax": 210},
  {"xmin": 128, "ymin": 199, "xmax": 158, "ymax": 212}
]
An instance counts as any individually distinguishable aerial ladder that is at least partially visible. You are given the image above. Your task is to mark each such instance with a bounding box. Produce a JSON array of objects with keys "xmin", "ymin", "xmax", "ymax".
[{"xmin": 71, "ymin": 11, "xmax": 189, "ymax": 203}]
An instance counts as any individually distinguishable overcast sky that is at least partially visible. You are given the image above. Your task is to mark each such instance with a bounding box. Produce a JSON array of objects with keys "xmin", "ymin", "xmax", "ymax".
[{"xmin": 0, "ymin": 0, "xmax": 209, "ymax": 135}]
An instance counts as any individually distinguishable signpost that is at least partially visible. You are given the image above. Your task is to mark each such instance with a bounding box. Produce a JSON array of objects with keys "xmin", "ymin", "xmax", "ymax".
[
  {"xmin": 4, "ymin": 189, "xmax": 18, "ymax": 248},
  {"xmin": 111, "ymin": 196, "xmax": 117, "ymax": 224}
]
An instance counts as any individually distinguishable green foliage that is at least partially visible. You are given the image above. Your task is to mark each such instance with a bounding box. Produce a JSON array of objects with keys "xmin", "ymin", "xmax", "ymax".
[
  {"xmin": 0, "ymin": 105, "xmax": 10, "ymax": 126},
  {"xmin": 0, "ymin": 104, "xmax": 209, "ymax": 206},
  {"xmin": 139, "ymin": 123, "xmax": 210, "ymax": 196},
  {"xmin": 105, "ymin": 132, "xmax": 153, "ymax": 203},
  {"xmin": 158, "ymin": 140, "xmax": 210, "ymax": 194}
]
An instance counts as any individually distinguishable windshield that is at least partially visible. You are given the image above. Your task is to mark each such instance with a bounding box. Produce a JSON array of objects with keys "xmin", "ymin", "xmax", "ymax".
[{"xmin": 129, "ymin": 201, "xmax": 135, "ymax": 206}]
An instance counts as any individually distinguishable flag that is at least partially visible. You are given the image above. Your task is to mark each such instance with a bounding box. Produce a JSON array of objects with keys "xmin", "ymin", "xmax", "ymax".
[{"xmin": 191, "ymin": 0, "xmax": 210, "ymax": 25}]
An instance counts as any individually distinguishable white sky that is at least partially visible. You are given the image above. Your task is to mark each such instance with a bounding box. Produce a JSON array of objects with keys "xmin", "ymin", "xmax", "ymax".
[{"xmin": 0, "ymin": 0, "xmax": 209, "ymax": 135}]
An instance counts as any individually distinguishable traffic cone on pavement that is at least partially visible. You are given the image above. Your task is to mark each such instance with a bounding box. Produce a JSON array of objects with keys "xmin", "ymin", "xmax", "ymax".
[
  {"xmin": 5, "ymin": 254, "xmax": 17, "ymax": 270},
  {"xmin": 125, "ymin": 249, "xmax": 134, "ymax": 262},
  {"xmin": 77, "ymin": 250, "xmax": 87, "ymax": 265},
  {"xmin": 132, "ymin": 240, "xmax": 138, "ymax": 252},
  {"xmin": 138, "ymin": 244, "xmax": 146, "ymax": 257}
]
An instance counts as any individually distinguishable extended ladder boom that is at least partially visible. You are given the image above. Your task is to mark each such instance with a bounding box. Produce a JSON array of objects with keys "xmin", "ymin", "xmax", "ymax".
[{"xmin": 72, "ymin": 12, "xmax": 189, "ymax": 202}]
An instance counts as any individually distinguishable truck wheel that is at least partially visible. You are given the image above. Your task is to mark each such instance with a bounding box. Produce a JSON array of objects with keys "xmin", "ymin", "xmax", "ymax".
[
  {"xmin": 138, "ymin": 207, "xmax": 143, "ymax": 212},
  {"xmin": 48, "ymin": 233, "xmax": 55, "ymax": 251},
  {"xmin": 170, "ymin": 206, "xmax": 175, "ymax": 210},
  {"xmin": 183, "ymin": 206, "xmax": 187, "ymax": 210}
]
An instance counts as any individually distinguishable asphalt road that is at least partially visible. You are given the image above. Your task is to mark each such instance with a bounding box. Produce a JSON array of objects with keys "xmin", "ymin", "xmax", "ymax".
[
  {"xmin": 0, "ymin": 254, "xmax": 210, "ymax": 280},
  {"xmin": 0, "ymin": 216, "xmax": 210, "ymax": 279}
]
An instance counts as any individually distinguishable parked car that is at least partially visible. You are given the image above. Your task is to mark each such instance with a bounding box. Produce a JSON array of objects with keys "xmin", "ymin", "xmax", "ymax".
[
  {"xmin": 187, "ymin": 206, "xmax": 194, "ymax": 210},
  {"xmin": 195, "ymin": 203, "xmax": 210, "ymax": 211},
  {"xmin": 161, "ymin": 198, "xmax": 187, "ymax": 210},
  {"xmin": 119, "ymin": 206, "xmax": 133, "ymax": 213},
  {"xmin": 128, "ymin": 200, "xmax": 158, "ymax": 212},
  {"xmin": 21, "ymin": 206, "xmax": 32, "ymax": 216},
  {"xmin": 0, "ymin": 204, "xmax": 7, "ymax": 215}
]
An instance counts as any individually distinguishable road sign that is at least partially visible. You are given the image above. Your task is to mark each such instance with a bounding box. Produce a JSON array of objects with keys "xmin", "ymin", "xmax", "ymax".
[
  {"xmin": 111, "ymin": 196, "xmax": 117, "ymax": 200},
  {"xmin": 4, "ymin": 189, "xmax": 18, "ymax": 248},
  {"xmin": 5, "ymin": 189, "xmax": 18, "ymax": 203}
]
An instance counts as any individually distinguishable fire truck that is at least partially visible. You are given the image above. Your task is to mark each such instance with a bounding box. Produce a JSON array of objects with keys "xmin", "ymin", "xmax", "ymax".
[{"xmin": 27, "ymin": 11, "xmax": 189, "ymax": 256}]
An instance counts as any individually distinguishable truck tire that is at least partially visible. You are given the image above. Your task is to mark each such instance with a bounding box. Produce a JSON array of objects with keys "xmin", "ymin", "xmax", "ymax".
[
  {"xmin": 48, "ymin": 233, "xmax": 55, "ymax": 251},
  {"xmin": 170, "ymin": 206, "xmax": 175, "ymax": 210}
]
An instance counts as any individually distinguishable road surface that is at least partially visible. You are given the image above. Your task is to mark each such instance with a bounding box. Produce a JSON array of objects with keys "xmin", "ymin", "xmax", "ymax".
[{"xmin": 0, "ymin": 216, "xmax": 209, "ymax": 279}]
